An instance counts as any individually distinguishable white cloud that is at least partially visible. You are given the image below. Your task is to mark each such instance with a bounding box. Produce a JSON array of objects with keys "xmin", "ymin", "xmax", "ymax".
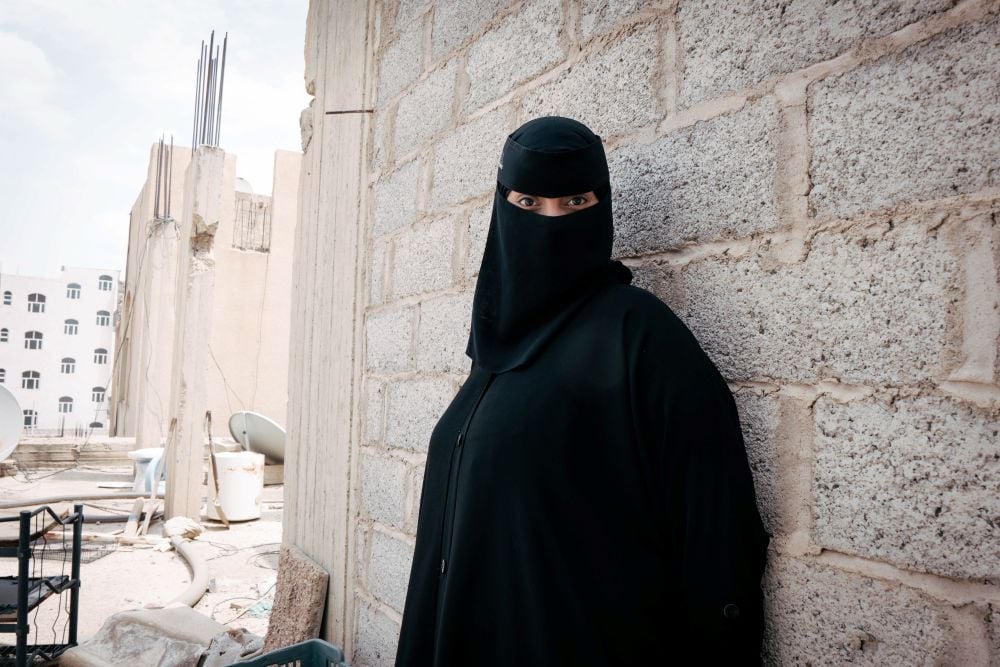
[{"xmin": 0, "ymin": 30, "xmax": 70, "ymax": 134}]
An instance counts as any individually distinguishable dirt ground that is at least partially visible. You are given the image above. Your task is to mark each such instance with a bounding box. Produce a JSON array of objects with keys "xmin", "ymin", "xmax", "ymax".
[{"xmin": 0, "ymin": 465, "xmax": 283, "ymax": 648}]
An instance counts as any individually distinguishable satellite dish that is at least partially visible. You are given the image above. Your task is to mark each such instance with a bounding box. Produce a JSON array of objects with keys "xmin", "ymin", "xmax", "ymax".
[
  {"xmin": 228, "ymin": 411, "xmax": 285, "ymax": 464},
  {"xmin": 0, "ymin": 384, "xmax": 23, "ymax": 463}
]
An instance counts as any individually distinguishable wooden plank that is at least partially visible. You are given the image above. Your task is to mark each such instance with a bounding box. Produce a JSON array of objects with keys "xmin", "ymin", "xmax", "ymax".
[
  {"xmin": 138, "ymin": 500, "xmax": 159, "ymax": 536},
  {"xmin": 123, "ymin": 498, "xmax": 145, "ymax": 537},
  {"xmin": 0, "ymin": 504, "xmax": 71, "ymax": 546}
]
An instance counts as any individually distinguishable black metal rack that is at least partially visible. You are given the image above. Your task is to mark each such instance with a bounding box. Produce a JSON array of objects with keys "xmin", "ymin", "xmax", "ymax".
[{"xmin": 0, "ymin": 505, "xmax": 82, "ymax": 667}]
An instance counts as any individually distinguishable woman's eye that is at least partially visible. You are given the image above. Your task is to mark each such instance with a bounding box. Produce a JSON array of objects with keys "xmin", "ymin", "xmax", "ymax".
[
  {"xmin": 517, "ymin": 197, "xmax": 536, "ymax": 207},
  {"xmin": 568, "ymin": 196, "xmax": 587, "ymax": 206}
]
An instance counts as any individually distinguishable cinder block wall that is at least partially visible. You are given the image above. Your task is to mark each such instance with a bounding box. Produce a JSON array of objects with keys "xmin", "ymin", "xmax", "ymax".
[{"xmin": 352, "ymin": 0, "xmax": 1000, "ymax": 664}]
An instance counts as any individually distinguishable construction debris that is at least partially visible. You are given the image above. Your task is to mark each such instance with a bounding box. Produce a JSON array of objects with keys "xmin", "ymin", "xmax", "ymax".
[
  {"xmin": 59, "ymin": 607, "xmax": 227, "ymax": 667},
  {"xmin": 164, "ymin": 516, "xmax": 204, "ymax": 540},
  {"xmin": 201, "ymin": 627, "xmax": 265, "ymax": 667}
]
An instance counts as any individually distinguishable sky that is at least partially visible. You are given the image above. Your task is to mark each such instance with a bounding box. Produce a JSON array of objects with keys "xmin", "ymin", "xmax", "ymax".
[{"xmin": 0, "ymin": 1, "xmax": 310, "ymax": 278}]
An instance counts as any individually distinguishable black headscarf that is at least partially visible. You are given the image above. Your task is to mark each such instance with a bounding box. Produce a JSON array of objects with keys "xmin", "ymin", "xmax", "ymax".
[{"xmin": 465, "ymin": 116, "xmax": 633, "ymax": 372}]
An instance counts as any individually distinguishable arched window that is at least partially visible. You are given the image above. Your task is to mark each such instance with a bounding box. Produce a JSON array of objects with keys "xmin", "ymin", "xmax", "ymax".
[
  {"xmin": 0, "ymin": 328, "xmax": 8, "ymax": 343},
  {"xmin": 27, "ymin": 293, "xmax": 46, "ymax": 313},
  {"xmin": 64, "ymin": 319, "xmax": 79, "ymax": 335},
  {"xmin": 66, "ymin": 283, "xmax": 81, "ymax": 299},
  {"xmin": 24, "ymin": 330, "xmax": 43, "ymax": 350},
  {"xmin": 96, "ymin": 310, "xmax": 110, "ymax": 326},
  {"xmin": 23, "ymin": 410, "xmax": 37, "ymax": 429},
  {"xmin": 88, "ymin": 421, "xmax": 103, "ymax": 429},
  {"xmin": 61, "ymin": 358, "xmax": 76, "ymax": 374},
  {"xmin": 94, "ymin": 348, "xmax": 108, "ymax": 364},
  {"xmin": 58, "ymin": 396, "xmax": 73, "ymax": 413},
  {"xmin": 0, "ymin": 368, "xmax": 5, "ymax": 384},
  {"xmin": 2, "ymin": 291, "xmax": 10, "ymax": 305},
  {"xmin": 91, "ymin": 387, "xmax": 106, "ymax": 403},
  {"xmin": 21, "ymin": 371, "xmax": 40, "ymax": 390},
  {"xmin": 98, "ymin": 275, "xmax": 113, "ymax": 291}
]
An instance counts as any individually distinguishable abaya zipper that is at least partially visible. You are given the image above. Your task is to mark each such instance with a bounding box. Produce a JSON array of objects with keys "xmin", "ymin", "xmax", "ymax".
[{"xmin": 438, "ymin": 372, "xmax": 496, "ymax": 578}]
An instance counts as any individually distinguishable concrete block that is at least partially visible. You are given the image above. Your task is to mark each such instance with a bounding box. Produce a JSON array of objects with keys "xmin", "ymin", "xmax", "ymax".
[
  {"xmin": 522, "ymin": 19, "xmax": 659, "ymax": 137},
  {"xmin": 264, "ymin": 464, "xmax": 283, "ymax": 486},
  {"xmin": 385, "ymin": 378, "xmax": 456, "ymax": 451},
  {"xmin": 365, "ymin": 307, "xmax": 415, "ymax": 373},
  {"xmin": 580, "ymin": 0, "xmax": 650, "ymax": 40},
  {"xmin": 656, "ymin": 215, "xmax": 961, "ymax": 384},
  {"xmin": 813, "ymin": 395, "xmax": 1000, "ymax": 580},
  {"xmin": 809, "ymin": 16, "xmax": 1000, "ymax": 220},
  {"xmin": 355, "ymin": 523, "xmax": 369, "ymax": 583},
  {"xmin": 986, "ymin": 603, "xmax": 1000, "ymax": 663},
  {"xmin": 409, "ymin": 465, "xmax": 425, "ymax": 527},
  {"xmin": 431, "ymin": 106, "xmax": 514, "ymax": 211},
  {"xmin": 732, "ymin": 391, "xmax": 783, "ymax": 536},
  {"xmin": 763, "ymin": 556, "xmax": 955, "ymax": 664},
  {"xmin": 464, "ymin": 0, "xmax": 564, "ymax": 113},
  {"xmin": 677, "ymin": 0, "xmax": 957, "ymax": 107},
  {"xmin": 371, "ymin": 109, "xmax": 389, "ymax": 174},
  {"xmin": 396, "ymin": 0, "xmax": 427, "ymax": 32},
  {"xmin": 354, "ymin": 597, "xmax": 400, "ymax": 667},
  {"xmin": 263, "ymin": 545, "xmax": 329, "ymax": 653},
  {"xmin": 374, "ymin": 159, "xmax": 420, "ymax": 237},
  {"xmin": 378, "ymin": 21, "xmax": 424, "ymax": 104},
  {"xmin": 364, "ymin": 378, "xmax": 385, "ymax": 443},
  {"xmin": 360, "ymin": 451, "xmax": 408, "ymax": 527},
  {"xmin": 369, "ymin": 238, "xmax": 388, "ymax": 306},
  {"xmin": 432, "ymin": 0, "xmax": 513, "ymax": 61},
  {"xmin": 396, "ymin": 59, "xmax": 458, "ymax": 157},
  {"xmin": 416, "ymin": 291, "xmax": 474, "ymax": 373},
  {"xmin": 465, "ymin": 203, "xmax": 491, "ymax": 278},
  {"xmin": 367, "ymin": 531, "xmax": 415, "ymax": 613},
  {"xmin": 391, "ymin": 217, "xmax": 456, "ymax": 299},
  {"xmin": 609, "ymin": 97, "xmax": 779, "ymax": 256}
]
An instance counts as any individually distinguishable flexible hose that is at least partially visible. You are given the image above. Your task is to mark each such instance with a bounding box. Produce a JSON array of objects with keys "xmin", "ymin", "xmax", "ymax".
[{"xmin": 167, "ymin": 536, "xmax": 210, "ymax": 608}]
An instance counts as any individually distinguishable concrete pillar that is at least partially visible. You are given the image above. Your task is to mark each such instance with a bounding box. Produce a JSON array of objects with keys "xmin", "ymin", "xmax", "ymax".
[
  {"xmin": 134, "ymin": 219, "xmax": 180, "ymax": 449},
  {"xmin": 282, "ymin": 0, "xmax": 374, "ymax": 651},
  {"xmin": 165, "ymin": 146, "xmax": 225, "ymax": 519}
]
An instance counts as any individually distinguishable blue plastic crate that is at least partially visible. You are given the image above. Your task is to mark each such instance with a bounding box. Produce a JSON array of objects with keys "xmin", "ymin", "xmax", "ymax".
[{"xmin": 237, "ymin": 638, "xmax": 349, "ymax": 667}]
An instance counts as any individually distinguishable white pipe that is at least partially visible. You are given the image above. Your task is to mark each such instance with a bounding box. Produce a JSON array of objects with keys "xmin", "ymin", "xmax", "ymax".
[
  {"xmin": 167, "ymin": 536, "xmax": 210, "ymax": 608},
  {"xmin": 0, "ymin": 492, "xmax": 148, "ymax": 510}
]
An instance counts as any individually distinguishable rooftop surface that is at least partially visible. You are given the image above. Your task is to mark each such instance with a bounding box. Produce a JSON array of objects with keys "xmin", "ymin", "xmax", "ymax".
[{"xmin": 0, "ymin": 465, "xmax": 282, "ymax": 646}]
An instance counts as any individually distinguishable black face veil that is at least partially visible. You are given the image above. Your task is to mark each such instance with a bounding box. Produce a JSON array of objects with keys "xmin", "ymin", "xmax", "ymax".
[{"xmin": 465, "ymin": 116, "xmax": 633, "ymax": 372}]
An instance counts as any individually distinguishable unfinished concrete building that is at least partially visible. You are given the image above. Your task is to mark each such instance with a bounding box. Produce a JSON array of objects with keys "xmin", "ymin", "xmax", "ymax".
[
  {"xmin": 282, "ymin": 1, "xmax": 1000, "ymax": 664},
  {"xmin": 111, "ymin": 142, "xmax": 300, "ymax": 447}
]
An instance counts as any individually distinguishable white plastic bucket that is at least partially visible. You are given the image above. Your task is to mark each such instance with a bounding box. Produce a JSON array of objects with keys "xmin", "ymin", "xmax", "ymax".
[{"xmin": 205, "ymin": 451, "xmax": 265, "ymax": 521}]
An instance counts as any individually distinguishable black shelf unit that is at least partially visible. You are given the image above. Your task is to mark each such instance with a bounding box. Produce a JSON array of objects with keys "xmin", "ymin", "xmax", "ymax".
[{"xmin": 0, "ymin": 505, "xmax": 82, "ymax": 667}]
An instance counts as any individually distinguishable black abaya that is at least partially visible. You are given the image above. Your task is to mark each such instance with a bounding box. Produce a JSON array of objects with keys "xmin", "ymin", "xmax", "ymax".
[
  {"xmin": 395, "ymin": 284, "xmax": 770, "ymax": 664},
  {"xmin": 394, "ymin": 117, "xmax": 770, "ymax": 665}
]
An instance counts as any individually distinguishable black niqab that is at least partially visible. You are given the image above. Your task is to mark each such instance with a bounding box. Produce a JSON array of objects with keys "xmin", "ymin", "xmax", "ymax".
[{"xmin": 465, "ymin": 116, "xmax": 632, "ymax": 372}]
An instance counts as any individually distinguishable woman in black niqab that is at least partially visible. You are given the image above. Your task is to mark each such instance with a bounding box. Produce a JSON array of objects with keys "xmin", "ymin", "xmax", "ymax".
[
  {"xmin": 467, "ymin": 116, "xmax": 632, "ymax": 372},
  {"xmin": 395, "ymin": 116, "xmax": 770, "ymax": 666}
]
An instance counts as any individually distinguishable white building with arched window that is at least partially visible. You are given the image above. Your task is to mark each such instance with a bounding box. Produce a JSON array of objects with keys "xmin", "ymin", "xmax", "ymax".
[{"xmin": 0, "ymin": 266, "xmax": 120, "ymax": 434}]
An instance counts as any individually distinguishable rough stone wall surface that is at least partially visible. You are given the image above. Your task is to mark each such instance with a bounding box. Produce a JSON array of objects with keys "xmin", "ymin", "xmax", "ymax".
[{"xmin": 348, "ymin": 1, "xmax": 1000, "ymax": 665}]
